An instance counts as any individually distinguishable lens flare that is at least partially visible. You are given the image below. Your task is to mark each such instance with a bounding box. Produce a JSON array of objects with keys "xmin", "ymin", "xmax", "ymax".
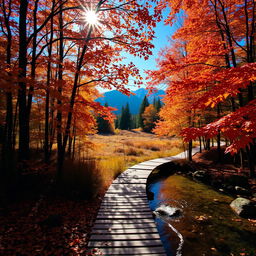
[{"xmin": 85, "ymin": 10, "xmax": 99, "ymax": 25}]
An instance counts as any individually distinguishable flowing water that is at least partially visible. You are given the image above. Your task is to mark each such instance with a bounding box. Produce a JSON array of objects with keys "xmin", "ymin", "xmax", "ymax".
[{"xmin": 147, "ymin": 174, "xmax": 256, "ymax": 256}]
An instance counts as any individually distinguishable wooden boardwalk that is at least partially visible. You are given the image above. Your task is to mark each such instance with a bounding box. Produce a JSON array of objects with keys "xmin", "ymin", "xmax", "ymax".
[{"xmin": 87, "ymin": 149, "xmax": 199, "ymax": 255}]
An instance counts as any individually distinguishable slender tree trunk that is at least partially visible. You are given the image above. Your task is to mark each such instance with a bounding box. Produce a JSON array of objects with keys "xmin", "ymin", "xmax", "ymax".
[
  {"xmin": 217, "ymin": 104, "xmax": 222, "ymax": 162},
  {"xmin": 18, "ymin": 0, "xmax": 29, "ymax": 162},
  {"xmin": 12, "ymin": 99, "xmax": 18, "ymax": 151},
  {"xmin": 27, "ymin": 0, "xmax": 39, "ymax": 120},
  {"xmin": 72, "ymin": 132, "xmax": 76, "ymax": 160},
  {"xmin": 0, "ymin": 0, "xmax": 13, "ymax": 183},
  {"xmin": 44, "ymin": 0, "xmax": 55, "ymax": 164},
  {"xmin": 2, "ymin": 18, "xmax": 13, "ymax": 177},
  {"xmin": 188, "ymin": 140, "xmax": 192, "ymax": 161},
  {"xmin": 246, "ymin": 146, "xmax": 255, "ymax": 177},
  {"xmin": 68, "ymin": 136, "xmax": 72, "ymax": 157},
  {"xmin": 206, "ymin": 139, "xmax": 210, "ymax": 150},
  {"xmin": 239, "ymin": 150, "xmax": 244, "ymax": 169},
  {"xmin": 56, "ymin": 1, "xmax": 64, "ymax": 181}
]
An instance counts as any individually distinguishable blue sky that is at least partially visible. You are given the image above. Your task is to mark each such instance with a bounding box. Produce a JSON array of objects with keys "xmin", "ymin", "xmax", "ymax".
[
  {"xmin": 98, "ymin": 8, "xmax": 178, "ymax": 92},
  {"xmin": 122, "ymin": 8, "xmax": 177, "ymax": 91}
]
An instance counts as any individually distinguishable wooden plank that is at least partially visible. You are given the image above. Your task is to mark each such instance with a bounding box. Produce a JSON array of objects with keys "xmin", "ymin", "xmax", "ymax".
[
  {"xmin": 145, "ymin": 159, "xmax": 170, "ymax": 163},
  {"xmin": 99, "ymin": 204, "xmax": 150, "ymax": 209},
  {"xmin": 96, "ymin": 215, "xmax": 153, "ymax": 220},
  {"xmin": 92, "ymin": 222, "xmax": 158, "ymax": 230},
  {"xmin": 94, "ymin": 219, "xmax": 155, "ymax": 224},
  {"xmin": 103, "ymin": 195, "xmax": 147, "ymax": 199},
  {"xmin": 108, "ymin": 184, "xmax": 146, "ymax": 189},
  {"xmin": 87, "ymin": 247, "xmax": 166, "ymax": 255},
  {"xmin": 100, "ymin": 203, "xmax": 149, "ymax": 207},
  {"xmin": 105, "ymin": 191, "xmax": 146, "ymax": 196},
  {"xmin": 127, "ymin": 166, "xmax": 155, "ymax": 170},
  {"xmin": 96, "ymin": 214, "xmax": 153, "ymax": 219},
  {"xmin": 88, "ymin": 239, "xmax": 163, "ymax": 248},
  {"xmin": 98, "ymin": 208, "xmax": 152, "ymax": 213},
  {"xmin": 112, "ymin": 179, "xmax": 147, "ymax": 184},
  {"xmin": 102, "ymin": 198, "xmax": 148, "ymax": 202},
  {"xmin": 90, "ymin": 233, "xmax": 161, "ymax": 241},
  {"xmin": 136, "ymin": 163, "xmax": 161, "ymax": 166},
  {"xmin": 91, "ymin": 228, "xmax": 159, "ymax": 234}
]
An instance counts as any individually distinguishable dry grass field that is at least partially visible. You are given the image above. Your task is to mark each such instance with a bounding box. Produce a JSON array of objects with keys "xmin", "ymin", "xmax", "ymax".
[
  {"xmin": 85, "ymin": 130, "xmax": 184, "ymax": 188},
  {"xmin": 60, "ymin": 130, "xmax": 185, "ymax": 198}
]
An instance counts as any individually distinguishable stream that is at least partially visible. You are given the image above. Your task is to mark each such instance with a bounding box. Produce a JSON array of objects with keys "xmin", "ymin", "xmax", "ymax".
[{"xmin": 147, "ymin": 174, "xmax": 256, "ymax": 256}]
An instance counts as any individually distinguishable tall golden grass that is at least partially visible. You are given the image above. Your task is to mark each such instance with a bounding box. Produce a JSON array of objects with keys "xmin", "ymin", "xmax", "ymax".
[{"xmin": 62, "ymin": 131, "xmax": 185, "ymax": 199}]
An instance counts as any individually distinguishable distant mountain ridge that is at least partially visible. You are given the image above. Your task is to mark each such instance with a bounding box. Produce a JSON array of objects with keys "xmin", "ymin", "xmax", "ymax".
[{"xmin": 96, "ymin": 88, "xmax": 165, "ymax": 114}]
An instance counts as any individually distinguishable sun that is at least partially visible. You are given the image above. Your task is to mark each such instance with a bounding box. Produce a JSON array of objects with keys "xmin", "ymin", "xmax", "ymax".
[{"xmin": 84, "ymin": 10, "xmax": 99, "ymax": 25}]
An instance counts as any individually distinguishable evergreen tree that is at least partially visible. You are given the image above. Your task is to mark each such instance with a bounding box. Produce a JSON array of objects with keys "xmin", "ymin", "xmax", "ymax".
[
  {"xmin": 119, "ymin": 103, "xmax": 131, "ymax": 130},
  {"xmin": 138, "ymin": 96, "xmax": 149, "ymax": 129},
  {"xmin": 96, "ymin": 103, "xmax": 114, "ymax": 134},
  {"xmin": 155, "ymin": 98, "xmax": 162, "ymax": 112},
  {"xmin": 115, "ymin": 115, "xmax": 120, "ymax": 129}
]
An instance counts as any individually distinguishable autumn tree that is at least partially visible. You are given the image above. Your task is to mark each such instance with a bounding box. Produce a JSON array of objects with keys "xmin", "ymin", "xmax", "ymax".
[
  {"xmin": 142, "ymin": 104, "xmax": 158, "ymax": 132},
  {"xmin": 0, "ymin": 0, "xmax": 162, "ymax": 185},
  {"xmin": 150, "ymin": 0, "xmax": 256, "ymax": 170}
]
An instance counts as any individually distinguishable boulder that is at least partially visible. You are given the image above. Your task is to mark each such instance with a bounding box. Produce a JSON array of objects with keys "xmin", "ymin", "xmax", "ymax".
[
  {"xmin": 192, "ymin": 170, "xmax": 210, "ymax": 182},
  {"xmin": 230, "ymin": 197, "xmax": 256, "ymax": 218},
  {"xmin": 154, "ymin": 205, "xmax": 182, "ymax": 218},
  {"xmin": 234, "ymin": 186, "xmax": 251, "ymax": 196}
]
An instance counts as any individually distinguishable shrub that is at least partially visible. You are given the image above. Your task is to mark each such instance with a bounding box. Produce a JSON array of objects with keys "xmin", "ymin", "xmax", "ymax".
[
  {"xmin": 114, "ymin": 147, "xmax": 125, "ymax": 154},
  {"xmin": 61, "ymin": 159, "xmax": 103, "ymax": 199},
  {"xmin": 126, "ymin": 147, "xmax": 143, "ymax": 156}
]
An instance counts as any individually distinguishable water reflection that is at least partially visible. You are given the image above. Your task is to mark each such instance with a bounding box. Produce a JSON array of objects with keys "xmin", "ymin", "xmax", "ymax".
[{"xmin": 148, "ymin": 174, "xmax": 256, "ymax": 256}]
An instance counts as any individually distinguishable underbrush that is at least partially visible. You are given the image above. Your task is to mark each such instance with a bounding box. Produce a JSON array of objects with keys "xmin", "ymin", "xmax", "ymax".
[
  {"xmin": 98, "ymin": 156, "xmax": 126, "ymax": 180},
  {"xmin": 126, "ymin": 147, "xmax": 144, "ymax": 156},
  {"xmin": 60, "ymin": 132, "xmax": 186, "ymax": 199},
  {"xmin": 61, "ymin": 159, "xmax": 103, "ymax": 199},
  {"xmin": 60, "ymin": 156, "xmax": 126, "ymax": 199}
]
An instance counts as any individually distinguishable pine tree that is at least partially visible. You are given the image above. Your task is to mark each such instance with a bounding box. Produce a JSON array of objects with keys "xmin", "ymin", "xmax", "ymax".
[
  {"xmin": 119, "ymin": 103, "xmax": 131, "ymax": 130},
  {"xmin": 96, "ymin": 103, "xmax": 114, "ymax": 134},
  {"xmin": 115, "ymin": 116, "xmax": 120, "ymax": 129},
  {"xmin": 155, "ymin": 98, "xmax": 162, "ymax": 112},
  {"xmin": 138, "ymin": 96, "xmax": 149, "ymax": 129}
]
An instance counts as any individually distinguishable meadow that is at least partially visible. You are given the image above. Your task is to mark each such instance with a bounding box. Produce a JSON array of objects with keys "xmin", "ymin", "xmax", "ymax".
[{"xmin": 61, "ymin": 130, "xmax": 184, "ymax": 198}]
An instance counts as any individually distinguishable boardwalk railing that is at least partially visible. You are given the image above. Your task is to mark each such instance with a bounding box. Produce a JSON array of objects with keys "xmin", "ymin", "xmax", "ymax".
[{"xmin": 87, "ymin": 148, "xmax": 200, "ymax": 255}]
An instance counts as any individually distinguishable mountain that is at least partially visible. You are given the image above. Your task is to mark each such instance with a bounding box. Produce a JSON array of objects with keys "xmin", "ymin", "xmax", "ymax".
[{"xmin": 96, "ymin": 88, "xmax": 165, "ymax": 114}]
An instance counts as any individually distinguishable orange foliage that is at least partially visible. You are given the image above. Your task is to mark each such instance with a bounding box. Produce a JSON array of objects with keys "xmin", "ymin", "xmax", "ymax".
[{"xmin": 149, "ymin": 0, "xmax": 256, "ymax": 154}]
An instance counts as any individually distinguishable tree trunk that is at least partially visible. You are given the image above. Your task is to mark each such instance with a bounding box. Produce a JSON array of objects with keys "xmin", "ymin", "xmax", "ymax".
[
  {"xmin": 240, "ymin": 150, "xmax": 244, "ymax": 169},
  {"xmin": 217, "ymin": 104, "xmax": 222, "ymax": 162},
  {"xmin": 56, "ymin": 0, "xmax": 64, "ymax": 181},
  {"xmin": 246, "ymin": 146, "xmax": 255, "ymax": 178},
  {"xmin": 188, "ymin": 140, "xmax": 192, "ymax": 161},
  {"xmin": 217, "ymin": 132, "xmax": 221, "ymax": 163},
  {"xmin": 44, "ymin": 0, "xmax": 55, "ymax": 164},
  {"xmin": 206, "ymin": 139, "xmax": 210, "ymax": 150},
  {"xmin": 18, "ymin": 0, "xmax": 29, "ymax": 162}
]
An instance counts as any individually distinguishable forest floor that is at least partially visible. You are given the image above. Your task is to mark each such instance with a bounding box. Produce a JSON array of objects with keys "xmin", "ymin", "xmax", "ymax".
[
  {"xmin": 0, "ymin": 130, "xmax": 182, "ymax": 256},
  {"xmin": 191, "ymin": 148, "xmax": 256, "ymax": 197},
  {"xmin": 1, "ymin": 136, "xmax": 255, "ymax": 256}
]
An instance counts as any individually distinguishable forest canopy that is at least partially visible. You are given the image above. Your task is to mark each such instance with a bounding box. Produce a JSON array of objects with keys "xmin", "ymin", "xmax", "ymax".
[{"xmin": 148, "ymin": 0, "xmax": 256, "ymax": 176}]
